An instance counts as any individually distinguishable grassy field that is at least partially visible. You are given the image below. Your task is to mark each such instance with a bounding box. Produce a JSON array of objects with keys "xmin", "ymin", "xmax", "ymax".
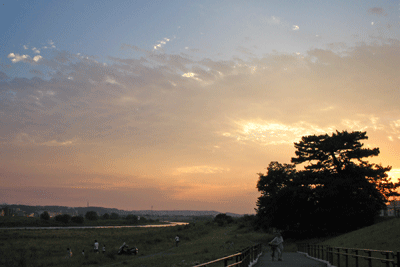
[
  {"xmin": 6, "ymin": 217, "xmax": 397, "ymax": 267},
  {"xmin": 311, "ymin": 218, "xmax": 400, "ymax": 267},
  {"xmin": 0, "ymin": 220, "xmax": 273, "ymax": 267},
  {"xmin": 319, "ymin": 218, "xmax": 400, "ymax": 251}
]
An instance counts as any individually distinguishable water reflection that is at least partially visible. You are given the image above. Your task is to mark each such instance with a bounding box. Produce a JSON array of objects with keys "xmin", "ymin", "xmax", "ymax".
[{"xmin": 0, "ymin": 221, "xmax": 189, "ymax": 230}]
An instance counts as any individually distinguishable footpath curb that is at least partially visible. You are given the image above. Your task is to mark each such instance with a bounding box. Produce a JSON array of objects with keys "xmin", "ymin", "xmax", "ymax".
[{"xmin": 297, "ymin": 251, "xmax": 335, "ymax": 267}]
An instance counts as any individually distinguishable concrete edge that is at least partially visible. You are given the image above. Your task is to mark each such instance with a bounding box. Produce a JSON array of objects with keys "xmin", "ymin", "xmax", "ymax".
[
  {"xmin": 249, "ymin": 252, "xmax": 263, "ymax": 267},
  {"xmin": 297, "ymin": 251, "xmax": 336, "ymax": 267}
]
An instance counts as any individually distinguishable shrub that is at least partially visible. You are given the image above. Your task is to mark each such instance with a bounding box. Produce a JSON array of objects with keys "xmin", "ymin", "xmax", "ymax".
[
  {"xmin": 110, "ymin": 213, "xmax": 119, "ymax": 219},
  {"xmin": 71, "ymin": 215, "xmax": 85, "ymax": 224},
  {"xmin": 85, "ymin": 211, "xmax": 99, "ymax": 221},
  {"xmin": 125, "ymin": 214, "xmax": 138, "ymax": 224},
  {"xmin": 40, "ymin": 211, "xmax": 50, "ymax": 221},
  {"xmin": 55, "ymin": 214, "xmax": 71, "ymax": 224},
  {"xmin": 214, "ymin": 213, "xmax": 234, "ymax": 226}
]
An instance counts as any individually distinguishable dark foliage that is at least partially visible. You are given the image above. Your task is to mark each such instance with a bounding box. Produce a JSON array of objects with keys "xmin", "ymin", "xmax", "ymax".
[
  {"xmin": 71, "ymin": 215, "xmax": 85, "ymax": 224},
  {"xmin": 85, "ymin": 211, "xmax": 99, "ymax": 221},
  {"xmin": 256, "ymin": 130, "xmax": 399, "ymax": 235},
  {"xmin": 110, "ymin": 212, "xmax": 119, "ymax": 219},
  {"xmin": 213, "ymin": 213, "xmax": 234, "ymax": 226},
  {"xmin": 55, "ymin": 214, "xmax": 71, "ymax": 224},
  {"xmin": 125, "ymin": 214, "xmax": 139, "ymax": 224},
  {"xmin": 40, "ymin": 211, "xmax": 50, "ymax": 221}
]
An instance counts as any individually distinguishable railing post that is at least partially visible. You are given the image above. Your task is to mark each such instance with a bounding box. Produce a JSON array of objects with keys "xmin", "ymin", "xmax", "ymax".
[
  {"xmin": 396, "ymin": 252, "xmax": 400, "ymax": 267},
  {"xmin": 354, "ymin": 249, "xmax": 359, "ymax": 267},
  {"xmin": 318, "ymin": 245, "xmax": 321, "ymax": 259},
  {"xmin": 326, "ymin": 246, "xmax": 330, "ymax": 265},
  {"xmin": 384, "ymin": 252, "xmax": 390, "ymax": 267},
  {"xmin": 337, "ymin": 248, "xmax": 341, "ymax": 267},
  {"xmin": 224, "ymin": 258, "xmax": 228, "ymax": 266},
  {"xmin": 344, "ymin": 248, "xmax": 348, "ymax": 267},
  {"xmin": 367, "ymin": 250, "xmax": 372, "ymax": 267},
  {"xmin": 327, "ymin": 246, "xmax": 331, "ymax": 265}
]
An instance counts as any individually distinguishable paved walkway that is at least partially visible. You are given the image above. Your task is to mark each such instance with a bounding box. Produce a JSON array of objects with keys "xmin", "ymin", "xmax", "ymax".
[{"xmin": 256, "ymin": 252, "xmax": 327, "ymax": 267}]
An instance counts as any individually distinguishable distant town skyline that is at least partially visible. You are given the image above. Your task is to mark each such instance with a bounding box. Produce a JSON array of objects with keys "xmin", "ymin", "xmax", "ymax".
[{"xmin": 1, "ymin": 1, "xmax": 400, "ymax": 214}]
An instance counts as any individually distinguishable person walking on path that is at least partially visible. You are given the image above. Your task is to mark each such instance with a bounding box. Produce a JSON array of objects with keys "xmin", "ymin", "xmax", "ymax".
[
  {"xmin": 94, "ymin": 240, "xmax": 99, "ymax": 253},
  {"xmin": 269, "ymin": 232, "xmax": 284, "ymax": 261},
  {"xmin": 102, "ymin": 245, "xmax": 106, "ymax": 254},
  {"xmin": 175, "ymin": 235, "xmax": 180, "ymax": 247}
]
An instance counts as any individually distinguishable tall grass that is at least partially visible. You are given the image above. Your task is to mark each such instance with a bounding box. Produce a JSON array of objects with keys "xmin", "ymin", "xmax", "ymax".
[
  {"xmin": 314, "ymin": 218, "xmax": 400, "ymax": 267},
  {"xmin": 0, "ymin": 220, "xmax": 271, "ymax": 267}
]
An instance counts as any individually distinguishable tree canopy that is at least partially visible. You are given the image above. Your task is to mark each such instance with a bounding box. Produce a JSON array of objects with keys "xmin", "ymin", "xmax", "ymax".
[
  {"xmin": 85, "ymin": 211, "xmax": 99, "ymax": 221},
  {"xmin": 256, "ymin": 130, "xmax": 399, "ymax": 235}
]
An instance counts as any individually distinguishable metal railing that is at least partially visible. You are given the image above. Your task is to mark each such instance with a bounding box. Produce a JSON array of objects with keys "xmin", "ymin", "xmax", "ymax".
[
  {"xmin": 193, "ymin": 243, "xmax": 262, "ymax": 267},
  {"xmin": 298, "ymin": 243, "xmax": 400, "ymax": 267}
]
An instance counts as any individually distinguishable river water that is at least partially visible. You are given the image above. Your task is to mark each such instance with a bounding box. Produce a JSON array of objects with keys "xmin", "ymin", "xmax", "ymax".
[{"xmin": 0, "ymin": 221, "xmax": 189, "ymax": 230}]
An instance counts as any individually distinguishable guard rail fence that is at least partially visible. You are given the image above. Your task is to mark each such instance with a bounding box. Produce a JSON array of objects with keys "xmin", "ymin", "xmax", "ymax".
[
  {"xmin": 192, "ymin": 243, "xmax": 262, "ymax": 267},
  {"xmin": 298, "ymin": 243, "xmax": 400, "ymax": 267}
]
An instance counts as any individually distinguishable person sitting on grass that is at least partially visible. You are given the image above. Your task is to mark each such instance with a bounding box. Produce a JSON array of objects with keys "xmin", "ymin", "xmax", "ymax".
[{"xmin": 65, "ymin": 248, "xmax": 72, "ymax": 259}]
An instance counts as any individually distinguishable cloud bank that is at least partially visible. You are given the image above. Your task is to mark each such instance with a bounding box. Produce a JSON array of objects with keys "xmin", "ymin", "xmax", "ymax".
[{"xmin": 1, "ymin": 38, "xmax": 400, "ymax": 213}]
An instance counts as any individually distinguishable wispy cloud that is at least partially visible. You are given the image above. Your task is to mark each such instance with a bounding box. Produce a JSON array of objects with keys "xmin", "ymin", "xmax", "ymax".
[
  {"xmin": 368, "ymin": 7, "xmax": 386, "ymax": 16},
  {"xmin": 1, "ymin": 39, "xmax": 400, "ymax": 213},
  {"xmin": 267, "ymin": 16, "xmax": 282, "ymax": 25},
  {"xmin": 9, "ymin": 133, "xmax": 76, "ymax": 147},
  {"xmin": 7, "ymin": 53, "xmax": 43, "ymax": 63},
  {"xmin": 153, "ymin": 37, "xmax": 171, "ymax": 50},
  {"xmin": 32, "ymin": 47, "xmax": 40, "ymax": 54},
  {"xmin": 7, "ymin": 53, "xmax": 29, "ymax": 63},
  {"xmin": 33, "ymin": 55, "xmax": 43, "ymax": 62},
  {"xmin": 176, "ymin": 166, "xmax": 230, "ymax": 174}
]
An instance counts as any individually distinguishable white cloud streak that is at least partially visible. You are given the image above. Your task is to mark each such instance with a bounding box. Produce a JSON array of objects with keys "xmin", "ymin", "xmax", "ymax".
[{"xmin": 7, "ymin": 53, "xmax": 29, "ymax": 63}]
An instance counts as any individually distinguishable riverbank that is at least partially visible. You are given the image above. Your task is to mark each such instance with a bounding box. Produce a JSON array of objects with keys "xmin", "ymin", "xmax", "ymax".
[
  {"xmin": 0, "ymin": 221, "xmax": 189, "ymax": 230},
  {"xmin": 0, "ymin": 214, "xmax": 172, "ymax": 228}
]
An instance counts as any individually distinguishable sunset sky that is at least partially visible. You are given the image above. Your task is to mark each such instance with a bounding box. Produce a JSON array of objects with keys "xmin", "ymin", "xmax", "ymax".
[{"xmin": 1, "ymin": 1, "xmax": 400, "ymax": 214}]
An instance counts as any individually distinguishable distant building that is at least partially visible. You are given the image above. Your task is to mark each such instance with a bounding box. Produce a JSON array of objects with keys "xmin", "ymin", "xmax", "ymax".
[
  {"xmin": 381, "ymin": 201, "xmax": 400, "ymax": 217},
  {"xmin": 16, "ymin": 210, "xmax": 26, "ymax": 217}
]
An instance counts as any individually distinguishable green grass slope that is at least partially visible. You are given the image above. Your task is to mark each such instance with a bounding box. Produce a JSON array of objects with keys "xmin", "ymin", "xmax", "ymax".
[
  {"xmin": 319, "ymin": 218, "xmax": 400, "ymax": 252},
  {"xmin": 0, "ymin": 221, "xmax": 271, "ymax": 267}
]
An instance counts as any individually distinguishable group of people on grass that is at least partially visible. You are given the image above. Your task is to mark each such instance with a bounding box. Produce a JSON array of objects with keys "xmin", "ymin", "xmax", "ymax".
[
  {"xmin": 66, "ymin": 233, "xmax": 282, "ymax": 261},
  {"xmin": 65, "ymin": 239, "xmax": 106, "ymax": 258},
  {"xmin": 66, "ymin": 235, "xmax": 181, "ymax": 259}
]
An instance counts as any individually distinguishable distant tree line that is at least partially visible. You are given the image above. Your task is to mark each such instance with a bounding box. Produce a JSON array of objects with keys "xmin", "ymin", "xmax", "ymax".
[
  {"xmin": 34, "ymin": 210, "xmax": 148, "ymax": 226},
  {"xmin": 256, "ymin": 130, "xmax": 399, "ymax": 237}
]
